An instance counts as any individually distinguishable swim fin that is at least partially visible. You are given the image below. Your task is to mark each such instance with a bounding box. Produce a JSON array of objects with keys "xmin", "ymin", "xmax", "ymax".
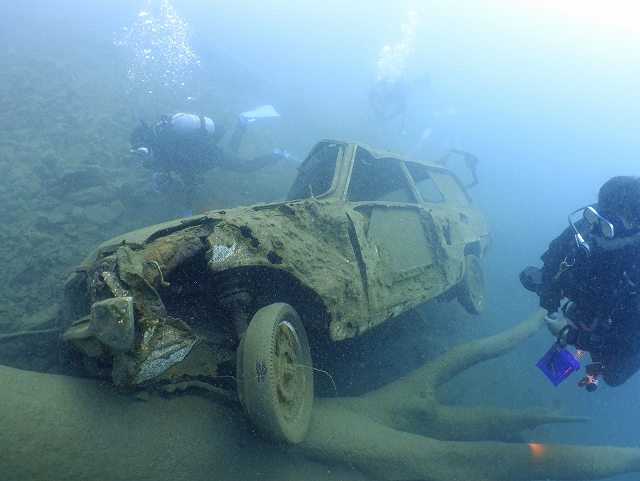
[{"xmin": 239, "ymin": 104, "xmax": 280, "ymax": 123}]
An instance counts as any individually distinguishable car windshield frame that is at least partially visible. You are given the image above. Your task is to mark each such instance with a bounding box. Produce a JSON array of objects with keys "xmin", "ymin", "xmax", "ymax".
[
  {"xmin": 345, "ymin": 147, "xmax": 418, "ymax": 204},
  {"xmin": 286, "ymin": 141, "xmax": 342, "ymax": 200}
]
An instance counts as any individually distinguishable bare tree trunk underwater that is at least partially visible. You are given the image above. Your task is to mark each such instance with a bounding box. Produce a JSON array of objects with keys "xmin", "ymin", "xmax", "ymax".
[{"xmin": 1, "ymin": 311, "xmax": 639, "ymax": 481}]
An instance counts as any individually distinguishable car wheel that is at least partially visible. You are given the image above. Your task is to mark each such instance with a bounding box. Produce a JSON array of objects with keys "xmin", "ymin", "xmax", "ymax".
[
  {"xmin": 239, "ymin": 303, "xmax": 313, "ymax": 444},
  {"xmin": 457, "ymin": 254, "xmax": 485, "ymax": 314}
]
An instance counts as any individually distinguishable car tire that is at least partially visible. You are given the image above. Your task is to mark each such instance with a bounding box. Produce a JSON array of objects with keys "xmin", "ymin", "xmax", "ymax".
[
  {"xmin": 236, "ymin": 334, "xmax": 246, "ymax": 409},
  {"xmin": 239, "ymin": 303, "xmax": 314, "ymax": 444},
  {"xmin": 457, "ymin": 254, "xmax": 485, "ymax": 314}
]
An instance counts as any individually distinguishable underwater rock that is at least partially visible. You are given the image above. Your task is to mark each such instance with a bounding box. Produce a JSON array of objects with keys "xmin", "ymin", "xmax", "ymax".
[
  {"xmin": 83, "ymin": 200, "xmax": 125, "ymax": 226},
  {"xmin": 36, "ymin": 208, "xmax": 68, "ymax": 229},
  {"xmin": 65, "ymin": 185, "xmax": 118, "ymax": 207},
  {"xmin": 56, "ymin": 165, "xmax": 106, "ymax": 193}
]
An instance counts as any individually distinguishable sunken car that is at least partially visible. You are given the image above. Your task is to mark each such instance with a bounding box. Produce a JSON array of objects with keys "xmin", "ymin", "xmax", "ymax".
[{"xmin": 62, "ymin": 140, "xmax": 491, "ymax": 444}]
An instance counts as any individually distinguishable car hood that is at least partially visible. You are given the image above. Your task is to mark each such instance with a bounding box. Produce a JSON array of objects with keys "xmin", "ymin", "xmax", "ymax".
[
  {"xmin": 79, "ymin": 200, "xmax": 290, "ymax": 264},
  {"xmin": 75, "ymin": 198, "xmax": 368, "ymax": 341}
]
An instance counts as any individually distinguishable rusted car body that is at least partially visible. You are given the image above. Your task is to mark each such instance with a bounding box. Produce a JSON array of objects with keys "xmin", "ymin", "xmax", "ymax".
[{"xmin": 62, "ymin": 140, "xmax": 490, "ymax": 443}]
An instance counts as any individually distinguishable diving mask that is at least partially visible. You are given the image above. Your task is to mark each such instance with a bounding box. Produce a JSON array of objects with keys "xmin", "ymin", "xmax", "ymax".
[
  {"xmin": 130, "ymin": 147, "xmax": 150, "ymax": 157},
  {"xmin": 568, "ymin": 205, "xmax": 616, "ymax": 255},
  {"xmin": 583, "ymin": 206, "xmax": 616, "ymax": 239}
]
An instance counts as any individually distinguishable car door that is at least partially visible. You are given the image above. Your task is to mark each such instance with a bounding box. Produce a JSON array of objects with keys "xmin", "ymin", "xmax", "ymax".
[
  {"xmin": 345, "ymin": 147, "xmax": 445, "ymax": 315},
  {"xmin": 404, "ymin": 162, "xmax": 468, "ymax": 288},
  {"xmin": 428, "ymin": 169, "xmax": 479, "ymax": 243}
]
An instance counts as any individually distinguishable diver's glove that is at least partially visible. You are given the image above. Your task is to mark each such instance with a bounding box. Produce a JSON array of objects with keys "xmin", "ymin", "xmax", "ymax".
[{"xmin": 544, "ymin": 311, "xmax": 569, "ymax": 343}]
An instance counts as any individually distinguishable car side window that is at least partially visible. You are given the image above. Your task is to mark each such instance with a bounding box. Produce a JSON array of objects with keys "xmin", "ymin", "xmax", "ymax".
[
  {"xmin": 347, "ymin": 148, "xmax": 417, "ymax": 203},
  {"xmin": 405, "ymin": 162, "xmax": 445, "ymax": 203},
  {"xmin": 287, "ymin": 142, "xmax": 340, "ymax": 200}
]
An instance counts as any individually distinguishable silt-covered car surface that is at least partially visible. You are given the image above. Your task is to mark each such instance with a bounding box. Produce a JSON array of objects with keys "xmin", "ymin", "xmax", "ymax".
[{"xmin": 62, "ymin": 140, "xmax": 490, "ymax": 444}]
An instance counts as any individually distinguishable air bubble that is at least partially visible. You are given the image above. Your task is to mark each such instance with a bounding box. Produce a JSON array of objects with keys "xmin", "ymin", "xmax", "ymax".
[{"xmin": 114, "ymin": 0, "xmax": 199, "ymax": 92}]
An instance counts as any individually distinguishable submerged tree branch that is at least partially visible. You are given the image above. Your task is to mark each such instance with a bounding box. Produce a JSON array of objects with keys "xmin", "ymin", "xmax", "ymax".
[{"xmin": 0, "ymin": 328, "xmax": 59, "ymax": 345}]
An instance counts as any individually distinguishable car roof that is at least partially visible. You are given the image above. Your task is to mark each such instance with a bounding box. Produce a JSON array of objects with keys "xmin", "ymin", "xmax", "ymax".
[{"xmin": 318, "ymin": 139, "xmax": 452, "ymax": 171}]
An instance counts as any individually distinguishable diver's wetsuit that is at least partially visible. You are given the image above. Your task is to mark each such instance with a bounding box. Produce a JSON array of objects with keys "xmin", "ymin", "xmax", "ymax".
[
  {"xmin": 141, "ymin": 113, "xmax": 281, "ymax": 211},
  {"xmin": 369, "ymin": 78, "xmax": 408, "ymax": 121},
  {"xmin": 534, "ymin": 219, "xmax": 640, "ymax": 386}
]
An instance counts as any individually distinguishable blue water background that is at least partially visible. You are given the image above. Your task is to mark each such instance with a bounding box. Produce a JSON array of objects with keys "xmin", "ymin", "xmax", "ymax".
[{"xmin": 1, "ymin": 1, "xmax": 639, "ymax": 480}]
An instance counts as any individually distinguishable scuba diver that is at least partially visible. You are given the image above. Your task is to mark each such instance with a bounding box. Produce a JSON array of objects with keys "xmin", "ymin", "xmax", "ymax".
[
  {"xmin": 369, "ymin": 8, "xmax": 420, "ymax": 132},
  {"xmin": 369, "ymin": 77, "xmax": 409, "ymax": 122},
  {"xmin": 130, "ymin": 106, "xmax": 287, "ymax": 215},
  {"xmin": 521, "ymin": 176, "xmax": 640, "ymax": 390}
]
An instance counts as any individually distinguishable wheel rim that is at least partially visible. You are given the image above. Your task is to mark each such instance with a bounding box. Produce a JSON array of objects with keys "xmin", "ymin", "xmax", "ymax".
[{"xmin": 274, "ymin": 320, "xmax": 304, "ymax": 417}]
